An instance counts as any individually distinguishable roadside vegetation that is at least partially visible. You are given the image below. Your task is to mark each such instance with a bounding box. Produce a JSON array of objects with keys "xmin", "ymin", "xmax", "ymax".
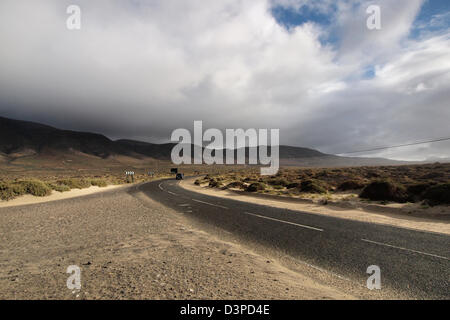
[
  {"xmin": 196, "ymin": 163, "xmax": 450, "ymax": 206},
  {"xmin": 0, "ymin": 178, "xmax": 113, "ymax": 201}
]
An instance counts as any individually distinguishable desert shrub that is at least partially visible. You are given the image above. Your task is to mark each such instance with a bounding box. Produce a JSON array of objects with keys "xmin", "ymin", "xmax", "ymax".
[
  {"xmin": 89, "ymin": 179, "xmax": 108, "ymax": 187},
  {"xmin": 338, "ymin": 180, "xmax": 366, "ymax": 191},
  {"xmin": 299, "ymin": 180, "xmax": 327, "ymax": 194},
  {"xmin": 246, "ymin": 182, "xmax": 266, "ymax": 192},
  {"xmin": 406, "ymin": 183, "xmax": 434, "ymax": 197},
  {"xmin": 0, "ymin": 182, "xmax": 21, "ymax": 200},
  {"xmin": 286, "ymin": 182, "xmax": 300, "ymax": 189},
  {"xmin": 360, "ymin": 180, "xmax": 408, "ymax": 203},
  {"xmin": 225, "ymin": 181, "xmax": 245, "ymax": 189},
  {"xmin": 209, "ymin": 179, "xmax": 222, "ymax": 188},
  {"xmin": 48, "ymin": 183, "xmax": 71, "ymax": 192},
  {"xmin": 300, "ymin": 169, "xmax": 313, "ymax": 177},
  {"xmin": 422, "ymin": 184, "xmax": 450, "ymax": 206},
  {"xmin": 365, "ymin": 171, "xmax": 381, "ymax": 179},
  {"xmin": 57, "ymin": 178, "xmax": 91, "ymax": 189},
  {"xmin": 267, "ymin": 178, "xmax": 289, "ymax": 187},
  {"xmin": 194, "ymin": 179, "xmax": 201, "ymax": 185},
  {"xmin": 316, "ymin": 171, "xmax": 329, "ymax": 178},
  {"xmin": 420, "ymin": 172, "xmax": 441, "ymax": 179},
  {"xmin": 14, "ymin": 180, "xmax": 52, "ymax": 197}
]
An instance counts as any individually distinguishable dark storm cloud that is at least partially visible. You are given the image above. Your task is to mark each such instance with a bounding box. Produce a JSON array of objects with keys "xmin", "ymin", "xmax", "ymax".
[{"xmin": 0, "ymin": 0, "xmax": 449, "ymax": 161}]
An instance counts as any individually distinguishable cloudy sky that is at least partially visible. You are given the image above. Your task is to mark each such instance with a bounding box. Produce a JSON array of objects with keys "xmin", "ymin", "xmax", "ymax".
[{"xmin": 0, "ymin": 0, "xmax": 449, "ymax": 161}]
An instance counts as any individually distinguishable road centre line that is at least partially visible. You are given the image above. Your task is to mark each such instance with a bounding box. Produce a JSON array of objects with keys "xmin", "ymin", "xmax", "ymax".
[
  {"xmin": 361, "ymin": 238, "xmax": 450, "ymax": 261},
  {"xmin": 244, "ymin": 212, "xmax": 324, "ymax": 232},
  {"xmin": 192, "ymin": 199, "xmax": 229, "ymax": 210}
]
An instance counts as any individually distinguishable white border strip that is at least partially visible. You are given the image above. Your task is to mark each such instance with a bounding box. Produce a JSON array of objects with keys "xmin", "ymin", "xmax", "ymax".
[{"xmin": 361, "ymin": 238, "xmax": 449, "ymax": 261}]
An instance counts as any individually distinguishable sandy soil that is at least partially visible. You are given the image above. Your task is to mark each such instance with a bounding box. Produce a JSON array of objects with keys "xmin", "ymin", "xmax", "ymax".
[
  {"xmin": 0, "ymin": 184, "xmax": 358, "ymax": 300},
  {"xmin": 180, "ymin": 180, "xmax": 450, "ymax": 236},
  {"xmin": 0, "ymin": 185, "xmax": 124, "ymax": 208}
]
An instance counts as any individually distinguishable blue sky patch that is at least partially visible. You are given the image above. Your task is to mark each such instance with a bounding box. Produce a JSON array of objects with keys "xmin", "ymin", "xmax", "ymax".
[
  {"xmin": 411, "ymin": 0, "xmax": 450, "ymax": 38},
  {"xmin": 362, "ymin": 65, "xmax": 376, "ymax": 80},
  {"xmin": 271, "ymin": 5, "xmax": 335, "ymax": 29},
  {"xmin": 270, "ymin": 3, "xmax": 339, "ymax": 46}
]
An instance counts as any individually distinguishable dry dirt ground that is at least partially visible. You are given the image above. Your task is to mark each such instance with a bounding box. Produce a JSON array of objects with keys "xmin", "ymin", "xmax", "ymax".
[{"xmin": 0, "ymin": 184, "xmax": 363, "ymax": 300}]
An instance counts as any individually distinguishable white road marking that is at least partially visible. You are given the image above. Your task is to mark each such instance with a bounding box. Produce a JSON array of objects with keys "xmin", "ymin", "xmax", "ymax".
[
  {"xmin": 361, "ymin": 239, "xmax": 450, "ymax": 261},
  {"xmin": 244, "ymin": 212, "xmax": 323, "ymax": 232},
  {"xmin": 192, "ymin": 199, "xmax": 229, "ymax": 210},
  {"xmin": 157, "ymin": 182, "xmax": 177, "ymax": 195}
]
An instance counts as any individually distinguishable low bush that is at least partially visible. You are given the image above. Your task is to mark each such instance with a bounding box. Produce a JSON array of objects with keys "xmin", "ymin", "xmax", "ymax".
[
  {"xmin": 246, "ymin": 182, "xmax": 266, "ymax": 192},
  {"xmin": 338, "ymin": 180, "xmax": 366, "ymax": 191},
  {"xmin": 360, "ymin": 180, "xmax": 408, "ymax": 203},
  {"xmin": 48, "ymin": 183, "xmax": 71, "ymax": 193},
  {"xmin": 299, "ymin": 180, "xmax": 327, "ymax": 194},
  {"xmin": 89, "ymin": 179, "xmax": 108, "ymax": 187},
  {"xmin": 422, "ymin": 183, "xmax": 450, "ymax": 206},
  {"xmin": 420, "ymin": 172, "xmax": 441, "ymax": 180},
  {"xmin": 1, "ymin": 180, "xmax": 52, "ymax": 200},
  {"xmin": 0, "ymin": 182, "xmax": 19, "ymax": 200},
  {"xmin": 57, "ymin": 178, "xmax": 91, "ymax": 189},
  {"xmin": 406, "ymin": 183, "xmax": 434, "ymax": 197},
  {"xmin": 209, "ymin": 179, "xmax": 222, "ymax": 188},
  {"xmin": 20, "ymin": 180, "xmax": 52, "ymax": 197},
  {"xmin": 267, "ymin": 178, "xmax": 289, "ymax": 187},
  {"xmin": 286, "ymin": 182, "xmax": 300, "ymax": 189},
  {"xmin": 225, "ymin": 181, "xmax": 245, "ymax": 189}
]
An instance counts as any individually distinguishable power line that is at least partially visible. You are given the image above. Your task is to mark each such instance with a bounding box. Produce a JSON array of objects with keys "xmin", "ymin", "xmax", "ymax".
[{"xmin": 339, "ymin": 137, "xmax": 450, "ymax": 155}]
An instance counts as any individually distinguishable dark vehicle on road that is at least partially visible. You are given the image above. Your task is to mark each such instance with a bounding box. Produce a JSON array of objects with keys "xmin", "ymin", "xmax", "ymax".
[{"xmin": 176, "ymin": 173, "xmax": 184, "ymax": 180}]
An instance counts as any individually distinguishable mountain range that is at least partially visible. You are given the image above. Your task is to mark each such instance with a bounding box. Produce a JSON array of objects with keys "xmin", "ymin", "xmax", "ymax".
[{"xmin": 0, "ymin": 116, "xmax": 406, "ymax": 167}]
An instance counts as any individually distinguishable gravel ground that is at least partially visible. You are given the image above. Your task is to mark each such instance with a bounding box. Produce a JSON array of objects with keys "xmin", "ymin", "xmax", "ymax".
[{"xmin": 0, "ymin": 185, "xmax": 355, "ymax": 300}]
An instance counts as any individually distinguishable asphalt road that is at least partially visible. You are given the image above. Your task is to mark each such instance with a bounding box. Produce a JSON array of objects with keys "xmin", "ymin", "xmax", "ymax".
[{"xmin": 138, "ymin": 178, "xmax": 450, "ymax": 299}]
